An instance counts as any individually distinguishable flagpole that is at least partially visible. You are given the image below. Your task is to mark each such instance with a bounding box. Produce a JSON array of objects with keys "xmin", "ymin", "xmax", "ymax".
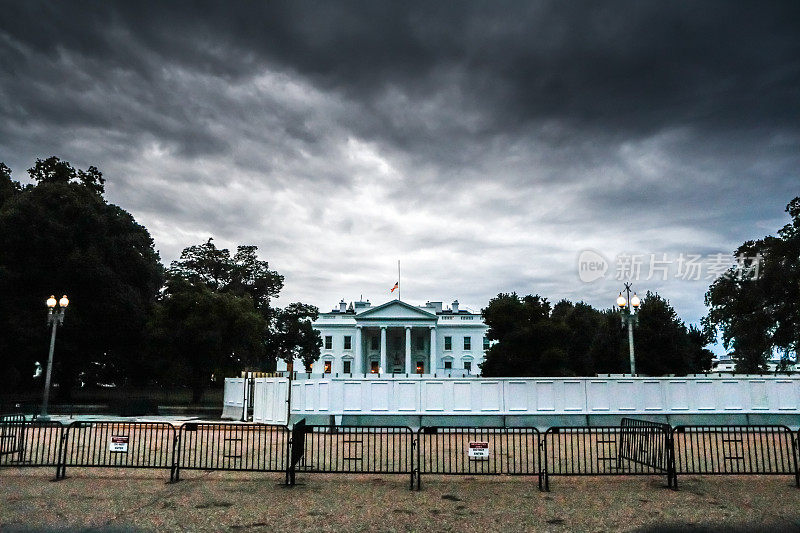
[{"xmin": 397, "ymin": 260, "xmax": 400, "ymax": 300}]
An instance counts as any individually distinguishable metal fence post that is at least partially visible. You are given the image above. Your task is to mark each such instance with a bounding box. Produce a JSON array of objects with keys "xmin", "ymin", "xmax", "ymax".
[
  {"xmin": 667, "ymin": 428, "xmax": 678, "ymax": 490},
  {"xmin": 793, "ymin": 429, "xmax": 799, "ymax": 489},
  {"xmin": 410, "ymin": 432, "xmax": 416, "ymax": 491},
  {"xmin": 170, "ymin": 429, "xmax": 180, "ymax": 483},
  {"xmin": 56, "ymin": 423, "xmax": 69, "ymax": 480},
  {"xmin": 417, "ymin": 429, "xmax": 422, "ymax": 491},
  {"xmin": 539, "ymin": 432, "xmax": 549, "ymax": 492}
]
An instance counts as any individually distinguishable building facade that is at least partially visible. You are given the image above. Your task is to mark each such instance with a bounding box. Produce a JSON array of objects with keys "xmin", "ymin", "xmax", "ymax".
[{"xmin": 276, "ymin": 298, "xmax": 489, "ymax": 375}]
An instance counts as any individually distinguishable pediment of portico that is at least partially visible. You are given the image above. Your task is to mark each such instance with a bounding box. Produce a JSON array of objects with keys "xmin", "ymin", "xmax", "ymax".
[{"xmin": 355, "ymin": 300, "xmax": 437, "ymax": 323}]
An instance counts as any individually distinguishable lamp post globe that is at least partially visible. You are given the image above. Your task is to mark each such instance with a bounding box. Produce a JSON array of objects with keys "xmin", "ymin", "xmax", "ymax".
[
  {"xmin": 631, "ymin": 293, "xmax": 641, "ymax": 308},
  {"xmin": 40, "ymin": 293, "xmax": 68, "ymax": 421}
]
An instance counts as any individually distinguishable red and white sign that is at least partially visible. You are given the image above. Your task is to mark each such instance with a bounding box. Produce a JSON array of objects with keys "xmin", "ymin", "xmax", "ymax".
[
  {"xmin": 110, "ymin": 435, "xmax": 129, "ymax": 453},
  {"xmin": 468, "ymin": 441, "xmax": 489, "ymax": 459}
]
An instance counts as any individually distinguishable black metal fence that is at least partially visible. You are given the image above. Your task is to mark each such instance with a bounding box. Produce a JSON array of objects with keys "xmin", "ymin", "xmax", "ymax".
[
  {"xmin": 1, "ymin": 416, "xmax": 798, "ymax": 491},
  {"xmin": 416, "ymin": 427, "xmax": 540, "ymax": 489},
  {"xmin": 175, "ymin": 422, "xmax": 289, "ymax": 481},
  {"xmin": 290, "ymin": 424, "xmax": 415, "ymax": 489},
  {"xmin": 540, "ymin": 419, "xmax": 676, "ymax": 491},
  {"xmin": 59, "ymin": 421, "xmax": 177, "ymax": 480},
  {"xmin": 674, "ymin": 425, "xmax": 799, "ymax": 487},
  {"xmin": 1, "ymin": 419, "xmax": 64, "ymax": 469}
]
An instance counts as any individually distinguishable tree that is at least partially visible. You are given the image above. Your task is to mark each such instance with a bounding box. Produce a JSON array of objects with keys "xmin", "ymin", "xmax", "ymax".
[
  {"xmin": 588, "ymin": 310, "xmax": 627, "ymax": 374},
  {"xmin": 267, "ymin": 303, "xmax": 322, "ymax": 371},
  {"xmin": 159, "ymin": 240, "xmax": 320, "ymax": 379},
  {"xmin": 551, "ymin": 300, "xmax": 605, "ymax": 376},
  {"xmin": 705, "ymin": 196, "xmax": 800, "ymax": 372},
  {"xmin": 148, "ymin": 276, "xmax": 266, "ymax": 402},
  {"xmin": 686, "ymin": 325, "xmax": 714, "ymax": 374},
  {"xmin": 0, "ymin": 158, "xmax": 164, "ymax": 398},
  {"xmin": 169, "ymin": 239, "xmax": 283, "ymax": 314},
  {"xmin": 479, "ymin": 293, "xmax": 568, "ymax": 376},
  {"xmin": 634, "ymin": 292, "xmax": 691, "ymax": 375},
  {"xmin": 0, "ymin": 163, "xmax": 22, "ymax": 206}
]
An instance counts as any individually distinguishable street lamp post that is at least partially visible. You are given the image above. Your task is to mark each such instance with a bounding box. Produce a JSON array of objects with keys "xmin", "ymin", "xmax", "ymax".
[
  {"xmin": 616, "ymin": 283, "xmax": 641, "ymax": 375},
  {"xmin": 40, "ymin": 295, "xmax": 69, "ymax": 421}
]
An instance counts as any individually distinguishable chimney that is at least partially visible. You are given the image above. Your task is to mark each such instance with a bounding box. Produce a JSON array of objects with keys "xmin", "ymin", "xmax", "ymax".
[
  {"xmin": 451, "ymin": 300, "xmax": 459, "ymax": 314},
  {"xmin": 339, "ymin": 299, "xmax": 347, "ymax": 313},
  {"xmin": 425, "ymin": 301, "xmax": 443, "ymax": 314}
]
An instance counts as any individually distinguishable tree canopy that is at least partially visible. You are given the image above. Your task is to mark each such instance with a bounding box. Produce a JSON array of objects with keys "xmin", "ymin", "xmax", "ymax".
[
  {"xmin": 0, "ymin": 158, "xmax": 164, "ymax": 397},
  {"xmin": 169, "ymin": 239, "xmax": 283, "ymax": 314},
  {"xmin": 147, "ymin": 276, "xmax": 267, "ymax": 402},
  {"xmin": 152, "ymin": 239, "xmax": 321, "ymax": 398},
  {"xmin": 704, "ymin": 196, "xmax": 800, "ymax": 372}
]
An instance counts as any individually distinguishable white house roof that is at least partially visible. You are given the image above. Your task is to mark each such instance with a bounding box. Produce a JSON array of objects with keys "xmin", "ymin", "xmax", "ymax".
[{"xmin": 355, "ymin": 299, "xmax": 437, "ymax": 320}]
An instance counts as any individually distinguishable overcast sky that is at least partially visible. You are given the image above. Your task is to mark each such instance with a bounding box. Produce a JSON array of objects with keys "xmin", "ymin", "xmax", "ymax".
[{"xmin": 1, "ymin": 1, "xmax": 798, "ymax": 340}]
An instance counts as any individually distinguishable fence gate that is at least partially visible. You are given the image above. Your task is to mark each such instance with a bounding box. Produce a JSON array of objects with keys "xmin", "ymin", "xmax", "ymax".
[{"xmin": 540, "ymin": 418, "xmax": 676, "ymax": 491}]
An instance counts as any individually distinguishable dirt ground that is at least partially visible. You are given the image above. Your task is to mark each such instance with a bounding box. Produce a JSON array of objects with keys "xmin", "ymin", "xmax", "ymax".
[{"xmin": 1, "ymin": 469, "xmax": 799, "ymax": 532}]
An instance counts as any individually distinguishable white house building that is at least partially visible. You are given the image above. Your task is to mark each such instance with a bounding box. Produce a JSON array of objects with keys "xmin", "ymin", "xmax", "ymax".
[{"xmin": 276, "ymin": 298, "xmax": 490, "ymax": 375}]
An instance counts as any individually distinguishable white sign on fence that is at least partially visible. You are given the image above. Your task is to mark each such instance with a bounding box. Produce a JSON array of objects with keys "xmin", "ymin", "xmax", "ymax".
[
  {"xmin": 110, "ymin": 435, "xmax": 129, "ymax": 453},
  {"xmin": 468, "ymin": 441, "xmax": 489, "ymax": 460}
]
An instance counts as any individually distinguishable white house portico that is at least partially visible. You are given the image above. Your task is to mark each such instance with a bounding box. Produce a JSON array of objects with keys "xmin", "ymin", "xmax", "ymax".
[{"xmin": 276, "ymin": 299, "xmax": 489, "ymax": 375}]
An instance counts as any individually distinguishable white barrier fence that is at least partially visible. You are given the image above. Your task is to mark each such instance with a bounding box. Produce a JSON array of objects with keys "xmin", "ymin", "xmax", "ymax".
[
  {"xmin": 252, "ymin": 377, "xmax": 289, "ymax": 424},
  {"xmin": 226, "ymin": 375, "xmax": 800, "ymax": 420},
  {"xmin": 221, "ymin": 378, "xmax": 248, "ymax": 420}
]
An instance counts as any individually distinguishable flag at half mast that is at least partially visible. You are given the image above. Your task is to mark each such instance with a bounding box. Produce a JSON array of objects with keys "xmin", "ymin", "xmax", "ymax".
[{"xmin": 390, "ymin": 281, "xmax": 399, "ymax": 293}]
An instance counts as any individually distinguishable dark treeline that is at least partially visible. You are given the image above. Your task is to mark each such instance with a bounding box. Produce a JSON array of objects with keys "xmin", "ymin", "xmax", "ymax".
[
  {"xmin": 479, "ymin": 293, "xmax": 714, "ymax": 377},
  {"xmin": 0, "ymin": 158, "xmax": 320, "ymax": 402}
]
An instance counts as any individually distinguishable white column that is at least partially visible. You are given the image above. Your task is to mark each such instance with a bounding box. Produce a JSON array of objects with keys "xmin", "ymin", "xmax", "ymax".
[
  {"xmin": 355, "ymin": 326, "xmax": 363, "ymax": 375},
  {"xmin": 429, "ymin": 326, "xmax": 437, "ymax": 373},
  {"xmin": 405, "ymin": 326, "xmax": 412, "ymax": 374},
  {"xmin": 380, "ymin": 326, "xmax": 387, "ymax": 374}
]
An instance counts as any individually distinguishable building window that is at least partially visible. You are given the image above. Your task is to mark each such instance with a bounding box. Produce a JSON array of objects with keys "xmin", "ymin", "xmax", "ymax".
[
  {"xmin": 371, "ymin": 361, "xmax": 379, "ymax": 373},
  {"xmin": 344, "ymin": 336, "xmax": 352, "ymax": 350},
  {"xmin": 323, "ymin": 361, "xmax": 332, "ymax": 374},
  {"xmin": 483, "ymin": 336, "xmax": 490, "ymax": 350},
  {"xmin": 343, "ymin": 360, "xmax": 351, "ymax": 374},
  {"xmin": 444, "ymin": 360, "xmax": 452, "ymax": 370},
  {"xmin": 324, "ymin": 336, "xmax": 332, "ymax": 350},
  {"xmin": 444, "ymin": 336, "xmax": 452, "ymax": 350},
  {"xmin": 464, "ymin": 361, "xmax": 472, "ymax": 372},
  {"xmin": 464, "ymin": 337, "xmax": 471, "ymax": 350},
  {"xmin": 371, "ymin": 335, "xmax": 379, "ymax": 350},
  {"xmin": 416, "ymin": 362, "xmax": 424, "ymax": 374}
]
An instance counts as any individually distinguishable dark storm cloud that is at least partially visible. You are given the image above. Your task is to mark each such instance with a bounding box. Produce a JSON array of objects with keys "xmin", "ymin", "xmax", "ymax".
[{"xmin": 0, "ymin": 1, "xmax": 798, "ymax": 336}]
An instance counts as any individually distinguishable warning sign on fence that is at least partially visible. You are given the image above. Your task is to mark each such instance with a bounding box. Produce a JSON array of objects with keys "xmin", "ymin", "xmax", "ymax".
[
  {"xmin": 110, "ymin": 436, "xmax": 129, "ymax": 453},
  {"xmin": 468, "ymin": 441, "xmax": 489, "ymax": 460}
]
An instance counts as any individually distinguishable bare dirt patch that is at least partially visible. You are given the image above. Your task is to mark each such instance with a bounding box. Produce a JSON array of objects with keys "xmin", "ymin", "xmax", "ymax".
[{"xmin": 0, "ymin": 469, "xmax": 798, "ymax": 532}]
